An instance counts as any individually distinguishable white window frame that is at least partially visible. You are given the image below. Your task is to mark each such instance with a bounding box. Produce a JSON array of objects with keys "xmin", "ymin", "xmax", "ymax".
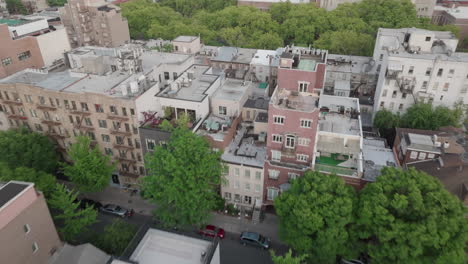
[
  {"xmin": 234, "ymin": 168, "xmax": 240, "ymax": 177},
  {"xmin": 224, "ymin": 192, "xmax": 231, "ymax": 200},
  {"xmin": 219, "ymin": 106, "xmax": 227, "ymax": 116},
  {"xmin": 245, "ymin": 183, "xmax": 250, "ymax": 191},
  {"xmin": 268, "ymin": 170, "xmax": 279, "ymax": 180},
  {"xmin": 418, "ymin": 152, "xmax": 427, "ymax": 160},
  {"xmin": 272, "ymin": 134, "xmax": 283, "ymax": 143},
  {"xmin": 298, "ymin": 82, "xmax": 309, "ymax": 93},
  {"xmin": 267, "ymin": 188, "xmax": 279, "ymax": 201},
  {"xmin": 298, "ymin": 137, "xmax": 310, "ymax": 146},
  {"xmin": 427, "ymin": 153, "xmax": 435, "ymax": 159},
  {"xmin": 234, "ymin": 180, "xmax": 240, "ymax": 189},
  {"xmin": 254, "ymin": 184, "xmax": 261, "ymax": 193},
  {"xmin": 244, "ymin": 169, "xmax": 250, "ymax": 178},
  {"xmin": 146, "ymin": 139, "xmax": 156, "ymax": 151},
  {"xmin": 255, "ymin": 171, "xmax": 262, "ymax": 180},
  {"xmin": 288, "ymin": 172, "xmax": 299, "ymax": 181},
  {"xmin": 273, "ymin": 115, "xmax": 285, "ymax": 125},
  {"xmin": 300, "ymin": 119, "xmax": 312, "ymax": 128},
  {"xmin": 271, "ymin": 150, "xmax": 281, "ymax": 161},
  {"xmin": 296, "ymin": 154, "xmax": 308, "ymax": 162},
  {"xmin": 410, "ymin": 151, "xmax": 418, "ymax": 159},
  {"xmin": 285, "ymin": 135, "xmax": 295, "ymax": 149}
]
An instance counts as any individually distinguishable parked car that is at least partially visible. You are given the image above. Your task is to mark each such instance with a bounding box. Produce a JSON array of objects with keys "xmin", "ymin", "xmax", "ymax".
[
  {"xmin": 239, "ymin": 231, "xmax": 270, "ymax": 249},
  {"xmin": 99, "ymin": 204, "xmax": 133, "ymax": 218},
  {"xmin": 198, "ymin": 225, "xmax": 225, "ymax": 239},
  {"xmin": 77, "ymin": 199, "xmax": 102, "ymax": 210},
  {"xmin": 341, "ymin": 260, "xmax": 365, "ymax": 264}
]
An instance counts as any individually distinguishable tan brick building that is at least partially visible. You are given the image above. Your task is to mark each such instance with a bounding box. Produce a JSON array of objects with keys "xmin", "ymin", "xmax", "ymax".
[
  {"xmin": 0, "ymin": 181, "xmax": 62, "ymax": 264},
  {"xmin": 59, "ymin": 0, "xmax": 130, "ymax": 48},
  {"xmin": 0, "ymin": 69, "xmax": 147, "ymax": 187}
]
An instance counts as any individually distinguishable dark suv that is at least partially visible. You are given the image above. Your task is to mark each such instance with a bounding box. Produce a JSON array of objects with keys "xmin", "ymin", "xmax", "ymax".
[{"xmin": 240, "ymin": 232, "xmax": 270, "ymax": 249}]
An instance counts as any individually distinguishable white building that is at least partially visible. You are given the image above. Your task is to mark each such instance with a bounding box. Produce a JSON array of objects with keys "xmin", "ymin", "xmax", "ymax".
[
  {"xmin": 372, "ymin": 28, "xmax": 468, "ymax": 114},
  {"xmin": 172, "ymin": 36, "xmax": 201, "ymax": 55},
  {"xmin": 250, "ymin": 48, "xmax": 282, "ymax": 84},
  {"xmin": 319, "ymin": 0, "xmax": 435, "ymax": 17},
  {"xmin": 36, "ymin": 26, "xmax": 71, "ymax": 68}
]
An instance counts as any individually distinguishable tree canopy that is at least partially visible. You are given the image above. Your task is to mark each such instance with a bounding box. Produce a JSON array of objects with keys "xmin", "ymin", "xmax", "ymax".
[
  {"xmin": 274, "ymin": 171, "xmax": 357, "ymax": 263},
  {"xmin": 6, "ymin": 0, "xmax": 27, "ymax": 14},
  {"xmin": 46, "ymin": 0, "xmax": 67, "ymax": 7},
  {"xmin": 0, "ymin": 128, "xmax": 58, "ymax": 173},
  {"xmin": 142, "ymin": 126, "xmax": 224, "ymax": 228},
  {"xmin": 48, "ymin": 183, "xmax": 97, "ymax": 242},
  {"xmin": 0, "ymin": 162, "xmax": 56, "ymax": 197},
  {"xmin": 355, "ymin": 168, "xmax": 467, "ymax": 264},
  {"xmin": 271, "ymin": 249, "xmax": 307, "ymax": 264},
  {"xmin": 120, "ymin": 0, "xmax": 459, "ymax": 56},
  {"xmin": 93, "ymin": 219, "xmax": 137, "ymax": 255},
  {"xmin": 63, "ymin": 136, "xmax": 115, "ymax": 193}
]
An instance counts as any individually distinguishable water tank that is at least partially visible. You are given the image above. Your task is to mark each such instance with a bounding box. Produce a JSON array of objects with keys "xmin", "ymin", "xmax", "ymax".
[{"xmin": 130, "ymin": 81, "xmax": 139, "ymax": 93}]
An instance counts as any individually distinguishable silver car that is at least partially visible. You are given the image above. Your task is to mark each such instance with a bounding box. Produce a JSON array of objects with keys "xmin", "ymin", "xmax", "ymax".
[{"xmin": 99, "ymin": 204, "xmax": 133, "ymax": 217}]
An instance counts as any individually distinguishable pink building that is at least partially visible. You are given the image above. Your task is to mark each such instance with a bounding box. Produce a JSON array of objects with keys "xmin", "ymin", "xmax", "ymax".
[
  {"xmin": 263, "ymin": 47, "xmax": 327, "ymax": 205},
  {"xmin": 0, "ymin": 181, "xmax": 62, "ymax": 264}
]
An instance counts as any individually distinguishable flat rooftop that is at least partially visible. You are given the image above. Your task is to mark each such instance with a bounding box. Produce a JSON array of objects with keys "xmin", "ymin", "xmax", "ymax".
[
  {"xmin": 0, "ymin": 69, "xmax": 141, "ymax": 98},
  {"xmin": 212, "ymin": 47, "xmax": 257, "ymax": 64},
  {"xmin": 326, "ymin": 54, "xmax": 376, "ymax": 74},
  {"xmin": 141, "ymin": 51, "xmax": 192, "ymax": 73},
  {"xmin": 173, "ymin": 36, "xmax": 198, "ymax": 42},
  {"xmin": 157, "ymin": 65, "xmax": 220, "ymax": 102},
  {"xmin": 130, "ymin": 228, "xmax": 212, "ymax": 264},
  {"xmin": 435, "ymin": 5, "xmax": 468, "ymax": 19},
  {"xmin": 251, "ymin": 49, "xmax": 283, "ymax": 67},
  {"xmin": 271, "ymin": 88, "xmax": 318, "ymax": 112},
  {"xmin": 0, "ymin": 182, "xmax": 30, "ymax": 209},
  {"xmin": 244, "ymin": 97, "xmax": 269, "ymax": 110},
  {"xmin": 212, "ymin": 79, "xmax": 251, "ymax": 102},
  {"xmin": 319, "ymin": 95, "xmax": 360, "ymax": 111},
  {"xmin": 221, "ymin": 123, "xmax": 266, "ymax": 168},
  {"xmin": 405, "ymin": 133, "xmax": 441, "ymax": 153},
  {"xmin": 280, "ymin": 47, "xmax": 327, "ymax": 71},
  {"xmin": 363, "ymin": 138, "xmax": 398, "ymax": 181},
  {"xmin": 0, "ymin": 18, "xmax": 39, "ymax": 26},
  {"xmin": 319, "ymin": 113, "xmax": 361, "ymax": 136}
]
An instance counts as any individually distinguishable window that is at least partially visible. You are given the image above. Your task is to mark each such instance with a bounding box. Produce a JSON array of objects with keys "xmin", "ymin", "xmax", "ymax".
[
  {"xmin": 234, "ymin": 181, "xmax": 240, "ymax": 189},
  {"xmin": 428, "ymin": 153, "xmax": 435, "ymax": 159},
  {"xmin": 380, "ymin": 101, "xmax": 385, "ymax": 108},
  {"xmin": 273, "ymin": 115, "xmax": 284, "ymax": 124},
  {"xmin": 38, "ymin": 96, "xmax": 45, "ymax": 105},
  {"xmin": 421, "ymin": 81, "xmax": 427, "ymax": 90},
  {"xmin": 29, "ymin": 109, "xmax": 37, "ymax": 118},
  {"xmin": 296, "ymin": 154, "xmax": 308, "ymax": 162},
  {"xmin": 300, "ymin": 119, "xmax": 312, "ymax": 128},
  {"xmin": 254, "ymin": 184, "xmax": 261, "ymax": 193},
  {"xmin": 173, "ymin": 72, "xmax": 178, "ymax": 79},
  {"xmin": 418, "ymin": 152, "xmax": 427, "ymax": 160},
  {"xmin": 135, "ymin": 139, "xmax": 140, "ymax": 149},
  {"xmin": 267, "ymin": 188, "xmax": 279, "ymax": 201},
  {"xmin": 285, "ymin": 135, "xmax": 295, "ymax": 148},
  {"xmin": 425, "ymin": 68, "xmax": 431, "ymax": 76},
  {"xmin": 110, "ymin": 105, "xmax": 118, "ymax": 115},
  {"xmin": 245, "ymin": 183, "xmax": 250, "ymax": 191},
  {"xmin": 461, "ymin": 85, "xmax": 468, "ymax": 94},
  {"xmin": 268, "ymin": 170, "xmax": 279, "ymax": 180},
  {"xmin": 234, "ymin": 194, "xmax": 241, "ymax": 202},
  {"xmin": 410, "ymin": 151, "xmax": 418, "ymax": 159},
  {"xmin": 84, "ymin": 118, "xmax": 92, "ymax": 126},
  {"xmin": 32, "ymin": 242, "xmax": 38, "ymax": 253},
  {"xmin": 122, "ymin": 107, "xmax": 127, "ymax": 116},
  {"xmin": 234, "ymin": 168, "xmax": 240, "ymax": 177},
  {"xmin": 379, "ymin": 54, "xmax": 383, "ymax": 61},
  {"xmin": 87, "ymin": 132, "xmax": 96, "ymax": 140},
  {"xmin": 224, "ymin": 192, "xmax": 231, "ymax": 200},
  {"xmin": 244, "ymin": 195, "xmax": 252, "ymax": 204},
  {"xmin": 98, "ymin": 120, "xmax": 107, "ymax": 128},
  {"xmin": 49, "ymin": 98, "xmax": 55, "ymax": 106},
  {"xmin": 437, "ymin": 68, "xmax": 443, "ymax": 76},
  {"xmin": 24, "ymin": 95, "xmax": 32, "ymax": 103},
  {"xmin": 272, "ymin": 134, "xmax": 282, "ymax": 143},
  {"xmin": 382, "ymin": 90, "xmax": 387, "ymax": 97},
  {"xmin": 24, "ymin": 224, "xmax": 31, "ymax": 234},
  {"xmin": 402, "ymin": 93, "xmax": 407, "ymax": 99},
  {"xmin": 432, "ymin": 82, "xmax": 439, "ymax": 91},
  {"xmin": 255, "ymin": 171, "xmax": 261, "ymax": 180},
  {"xmin": 95, "ymin": 104, "xmax": 103, "ymax": 113},
  {"xmin": 392, "ymin": 90, "xmax": 397, "ymax": 98},
  {"xmin": 398, "ymin": 104, "xmax": 404, "ymax": 111},
  {"xmin": 288, "ymin": 172, "xmax": 299, "ymax": 181},
  {"xmin": 43, "ymin": 111, "xmax": 51, "ymax": 120},
  {"xmin": 298, "ymin": 137, "xmax": 310, "ymax": 146},
  {"xmin": 164, "ymin": 72, "xmax": 170, "ymax": 80},
  {"xmin": 449, "ymin": 69, "xmax": 455, "ymax": 75},
  {"xmin": 219, "ymin": 106, "xmax": 227, "ymax": 116},
  {"xmin": 80, "ymin": 103, "xmax": 88, "ymax": 111},
  {"xmin": 104, "ymin": 148, "xmax": 113, "ymax": 156},
  {"xmin": 389, "ymin": 102, "xmax": 394, "ymax": 110},
  {"xmin": 298, "ymin": 82, "xmax": 308, "ymax": 92},
  {"xmin": 245, "ymin": 169, "xmax": 250, "ymax": 178},
  {"xmin": 71, "ymin": 101, "xmax": 77, "ymax": 110},
  {"xmin": 18, "ymin": 51, "xmax": 31, "ymax": 61},
  {"xmin": 64, "ymin": 100, "xmax": 70, "ymax": 109},
  {"xmin": 443, "ymin": 83, "xmax": 449, "ymax": 91},
  {"xmin": 1, "ymin": 57, "xmax": 12, "ymax": 66},
  {"xmin": 408, "ymin": 66, "xmax": 414, "ymax": 74},
  {"xmin": 425, "ymin": 36, "xmax": 431, "ymax": 41},
  {"xmin": 101, "ymin": 134, "xmax": 110, "ymax": 142},
  {"xmin": 271, "ymin": 150, "xmax": 281, "ymax": 161},
  {"xmin": 146, "ymin": 139, "xmax": 156, "ymax": 150}
]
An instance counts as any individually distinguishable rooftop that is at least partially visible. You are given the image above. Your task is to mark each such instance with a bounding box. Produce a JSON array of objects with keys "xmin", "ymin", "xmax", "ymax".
[
  {"xmin": 270, "ymin": 88, "xmax": 319, "ymax": 112},
  {"xmin": 0, "ymin": 18, "xmax": 38, "ymax": 26},
  {"xmin": 251, "ymin": 49, "xmax": 283, "ymax": 67},
  {"xmin": 157, "ymin": 65, "xmax": 220, "ymax": 102},
  {"xmin": 0, "ymin": 181, "xmax": 31, "ymax": 210},
  {"xmin": 49, "ymin": 243, "xmax": 110, "ymax": 264},
  {"xmin": 173, "ymin": 36, "xmax": 199, "ymax": 42},
  {"xmin": 326, "ymin": 54, "xmax": 376, "ymax": 74},
  {"xmin": 130, "ymin": 228, "xmax": 214, "ymax": 264},
  {"xmin": 211, "ymin": 47, "xmax": 257, "ymax": 64},
  {"xmin": 212, "ymin": 79, "xmax": 252, "ymax": 102},
  {"xmin": 319, "ymin": 94, "xmax": 360, "ymax": 111},
  {"xmin": 318, "ymin": 113, "xmax": 361, "ymax": 136},
  {"xmin": 243, "ymin": 97, "xmax": 269, "ymax": 110},
  {"xmin": 362, "ymin": 138, "xmax": 398, "ymax": 181},
  {"xmin": 280, "ymin": 46, "xmax": 327, "ymax": 71},
  {"xmin": 221, "ymin": 123, "xmax": 266, "ymax": 168},
  {"xmin": 405, "ymin": 133, "xmax": 441, "ymax": 153},
  {"xmin": 141, "ymin": 51, "xmax": 192, "ymax": 73},
  {"xmin": 435, "ymin": 5, "xmax": 468, "ymax": 19}
]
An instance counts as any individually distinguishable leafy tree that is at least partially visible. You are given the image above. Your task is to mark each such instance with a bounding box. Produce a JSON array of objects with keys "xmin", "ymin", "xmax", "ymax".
[
  {"xmin": 271, "ymin": 249, "xmax": 307, "ymax": 264},
  {"xmin": 46, "ymin": 0, "xmax": 66, "ymax": 7},
  {"xmin": 93, "ymin": 219, "xmax": 137, "ymax": 255},
  {"xmin": 400, "ymin": 103, "xmax": 461, "ymax": 130},
  {"xmin": 356, "ymin": 0, "xmax": 419, "ymax": 32},
  {"xmin": 314, "ymin": 30, "xmax": 374, "ymax": 56},
  {"xmin": 160, "ymin": 0, "xmax": 236, "ymax": 17},
  {"xmin": 373, "ymin": 109, "xmax": 400, "ymax": 140},
  {"xmin": 6, "ymin": 0, "xmax": 27, "ymax": 14},
  {"xmin": 143, "ymin": 126, "xmax": 224, "ymax": 228},
  {"xmin": 0, "ymin": 128, "xmax": 58, "ymax": 173},
  {"xmin": 48, "ymin": 183, "xmax": 97, "ymax": 241},
  {"xmin": 355, "ymin": 167, "xmax": 467, "ymax": 264},
  {"xmin": 275, "ymin": 171, "xmax": 357, "ymax": 263},
  {"xmin": 63, "ymin": 136, "xmax": 115, "ymax": 193},
  {"xmin": 0, "ymin": 162, "xmax": 56, "ymax": 197}
]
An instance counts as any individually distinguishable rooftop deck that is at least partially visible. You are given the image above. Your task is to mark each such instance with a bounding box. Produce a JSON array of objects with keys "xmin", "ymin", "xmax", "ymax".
[{"xmin": 270, "ymin": 88, "xmax": 319, "ymax": 112}]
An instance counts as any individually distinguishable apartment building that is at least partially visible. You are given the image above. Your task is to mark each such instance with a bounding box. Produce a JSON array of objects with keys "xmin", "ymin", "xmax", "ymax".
[
  {"xmin": 372, "ymin": 28, "xmax": 468, "ymax": 114},
  {"xmin": 433, "ymin": 5, "xmax": 468, "ymax": 39},
  {"xmin": 313, "ymin": 95, "xmax": 364, "ymax": 187},
  {"xmin": 0, "ymin": 181, "xmax": 62, "ymax": 264},
  {"xmin": 59, "ymin": 0, "xmax": 130, "ymax": 48},
  {"xmin": 263, "ymin": 47, "xmax": 326, "ymax": 205},
  {"xmin": 250, "ymin": 48, "xmax": 283, "ymax": 94},
  {"xmin": 209, "ymin": 47, "xmax": 257, "ymax": 79},
  {"xmin": 237, "ymin": 0, "xmax": 313, "ymax": 10},
  {"xmin": 172, "ymin": 36, "xmax": 201, "ymax": 55}
]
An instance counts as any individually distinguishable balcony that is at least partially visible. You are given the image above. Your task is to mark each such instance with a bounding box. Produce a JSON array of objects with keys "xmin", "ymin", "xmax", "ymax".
[
  {"xmin": 385, "ymin": 69, "xmax": 400, "ymax": 80},
  {"xmin": 113, "ymin": 143, "xmax": 134, "ymax": 150},
  {"xmin": 110, "ymin": 128, "xmax": 132, "ymax": 137},
  {"xmin": 2, "ymin": 98, "xmax": 22, "ymax": 105},
  {"xmin": 107, "ymin": 113, "xmax": 129, "ymax": 121},
  {"xmin": 68, "ymin": 109, "xmax": 91, "ymax": 115},
  {"xmin": 117, "ymin": 157, "xmax": 137, "ymax": 163},
  {"xmin": 73, "ymin": 123, "xmax": 94, "ymax": 131},
  {"xmin": 119, "ymin": 170, "xmax": 139, "ymax": 179},
  {"xmin": 41, "ymin": 119, "xmax": 61, "ymax": 126},
  {"xmin": 396, "ymin": 77, "xmax": 416, "ymax": 94},
  {"xmin": 46, "ymin": 131, "xmax": 67, "ymax": 139},
  {"xmin": 7, "ymin": 114, "xmax": 27, "ymax": 120},
  {"xmin": 37, "ymin": 104, "xmax": 57, "ymax": 111}
]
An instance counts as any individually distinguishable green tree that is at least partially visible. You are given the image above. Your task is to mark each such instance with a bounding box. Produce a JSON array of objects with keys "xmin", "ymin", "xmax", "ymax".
[
  {"xmin": 143, "ymin": 126, "xmax": 224, "ymax": 228},
  {"xmin": 0, "ymin": 128, "xmax": 58, "ymax": 173},
  {"xmin": 400, "ymin": 103, "xmax": 461, "ymax": 130},
  {"xmin": 373, "ymin": 109, "xmax": 400, "ymax": 139},
  {"xmin": 63, "ymin": 136, "xmax": 115, "ymax": 193},
  {"xmin": 6, "ymin": 0, "xmax": 27, "ymax": 14},
  {"xmin": 314, "ymin": 30, "xmax": 374, "ymax": 56},
  {"xmin": 46, "ymin": 0, "xmax": 66, "ymax": 6},
  {"xmin": 274, "ymin": 171, "xmax": 357, "ymax": 263},
  {"xmin": 0, "ymin": 162, "xmax": 56, "ymax": 197},
  {"xmin": 93, "ymin": 219, "xmax": 137, "ymax": 255},
  {"xmin": 356, "ymin": 0, "xmax": 419, "ymax": 32},
  {"xmin": 48, "ymin": 183, "xmax": 97, "ymax": 241},
  {"xmin": 355, "ymin": 167, "xmax": 467, "ymax": 264},
  {"xmin": 271, "ymin": 249, "xmax": 307, "ymax": 264}
]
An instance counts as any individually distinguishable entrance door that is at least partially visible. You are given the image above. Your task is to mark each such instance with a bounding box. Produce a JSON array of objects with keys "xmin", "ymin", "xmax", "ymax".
[{"xmin": 111, "ymin": 174, "xmax": 120, "ymax": 185}]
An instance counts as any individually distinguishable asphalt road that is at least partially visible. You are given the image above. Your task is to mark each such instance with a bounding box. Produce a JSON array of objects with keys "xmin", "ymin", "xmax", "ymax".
[{"xmin": 89, "ymin": 211, "xmax": 289, "ymax": 264}]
